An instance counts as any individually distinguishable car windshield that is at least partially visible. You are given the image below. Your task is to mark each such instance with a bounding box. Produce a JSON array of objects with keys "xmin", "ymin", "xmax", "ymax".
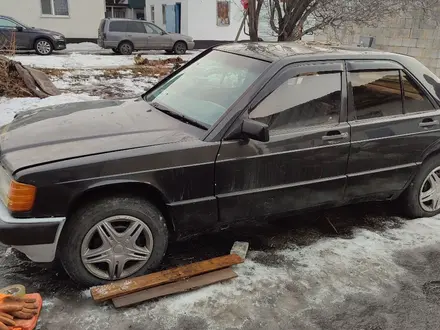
[{"xmin": 144, "ymin": 50, "xmax": 269, "ymax": 127}]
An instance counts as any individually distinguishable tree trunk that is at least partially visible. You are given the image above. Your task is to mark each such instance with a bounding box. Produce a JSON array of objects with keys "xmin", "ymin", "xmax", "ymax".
[{"xmin": 248, "ymin": 0, "xmax": 259, "ymax": 41}]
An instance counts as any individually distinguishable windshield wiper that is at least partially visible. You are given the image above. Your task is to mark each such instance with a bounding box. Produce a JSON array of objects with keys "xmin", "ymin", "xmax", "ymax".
[{"xmin": 149, "ymin": 102, "xmax": 209, "ymax": 130}]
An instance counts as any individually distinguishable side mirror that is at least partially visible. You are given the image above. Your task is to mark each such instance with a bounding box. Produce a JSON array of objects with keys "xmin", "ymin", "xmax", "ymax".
[
  {"xmin": 161, "ymin": 31, "xmax": 167, "ymax": 35},
  {"xmin": 242, "ymin": 119, "xmax": 269, "ymax": 142},
  {"xmin": 16, "ymin": 26, "xmax": 24, "ymax": 32}
]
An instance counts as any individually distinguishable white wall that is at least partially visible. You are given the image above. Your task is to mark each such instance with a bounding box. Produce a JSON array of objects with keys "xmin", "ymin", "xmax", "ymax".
[
  {"xmin": 146, "ymin": 0, "xmax": 245, "ymax": 40},
  {"xmin": 187, "ymin": 0, "xmax": 246, "ymax": 40},
  {"xmin": 0, "ymin": 0, "xmax": 105, "ymax": 39},
  {"xmin": 146, "ymin": 0, "xmax": 189, "ymax": 35}
]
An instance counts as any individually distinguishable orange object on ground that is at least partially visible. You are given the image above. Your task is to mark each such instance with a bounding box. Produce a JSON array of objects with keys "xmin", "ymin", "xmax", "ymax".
[{"xmin": 9, "ymin": 294, "xmax": 42, "ymax": 330}]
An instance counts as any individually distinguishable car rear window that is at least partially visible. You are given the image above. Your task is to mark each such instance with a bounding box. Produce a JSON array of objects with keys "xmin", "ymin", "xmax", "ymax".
[{"xmin": 109, "ymin": 21, "xmax": 127, "ymax": 32}]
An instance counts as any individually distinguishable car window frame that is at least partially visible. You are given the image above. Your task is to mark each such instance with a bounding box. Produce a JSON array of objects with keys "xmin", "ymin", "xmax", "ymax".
[
  {"xmin": 0, "ymin": 18, "xmax": 18, "ymax": 29},
  {"xmin": 346, "ymin": 60, "xmax": 438, "ymax": 122},
  {"xmin": 126, "ymin": 21, "xmax": 146, "ymax": 33},
  {"xmin": 144, "ymin": 22, "xmax": 163, "ymax": 34},
  {"xmin": 108, "ymin": 20, "xmax": 128, "ymax": 33},
  {"xmin": 246, "ymin": 61, "xmax": 347, "ymax": 136}
]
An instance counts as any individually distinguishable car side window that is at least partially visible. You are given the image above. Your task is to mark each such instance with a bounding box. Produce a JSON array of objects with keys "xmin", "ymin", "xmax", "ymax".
[
  {"xmin": 0, "ymin": 18, "xmax": 16, "ymax": 28},
  {"xmin": 401, "ymin": 73, "xmax": 435, "ymax": 114},
  {"xmin": 349, "ymin": 70, "xmax": 403, "ymax": 120},
  {"xmin": 109, "ymin": 21, "xmax": 127, "ymax": 32},
  {"xmin": 249, "ymin": 72, "xmax": 341, "ymax": 132},
  {"xmin": 144, "ymin": 23, "xmax": 161, "ymax": 34},
  {"xmin": 126, "ymin": 21, "xmax": 146, "ymax": 33}
]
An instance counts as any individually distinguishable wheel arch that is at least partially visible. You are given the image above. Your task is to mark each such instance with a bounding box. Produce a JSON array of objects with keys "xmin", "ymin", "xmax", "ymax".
[
  {"xmin": 65, "ymin": 181, "xmax": 175, "ymax": 235},
  {"xmin": 173, "ymin": 40, "xmax": 187, "ymax": 48},
  {"xmin": 118, "ymin": 39, "xmax": 134, "ymax": 48}
]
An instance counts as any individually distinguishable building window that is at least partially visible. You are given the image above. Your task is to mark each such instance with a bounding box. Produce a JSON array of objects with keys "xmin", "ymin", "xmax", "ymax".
[
  {"xmin": 41, "ymin": 0, "xmax": 69, "ymax": 16},
  {"xmin": 113, "ymin": 8, "xmax": 126, "ymax": 18},
  {"xmin": 150, "ymin": 5, "xmax": 155, "ymax": 23},
  {"xmin": 162, "ymin": 4, "xmax": 166, "ymax": 25}
]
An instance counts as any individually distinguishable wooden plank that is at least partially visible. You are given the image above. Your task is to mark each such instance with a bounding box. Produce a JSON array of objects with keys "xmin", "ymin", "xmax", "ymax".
[
  {"xmin": 91, "ymin": 254, "xmax": 243, "ymax": 302},
  {"xmin": 112, "ymin": 268, "xmax": 238, "ymax": 308}
]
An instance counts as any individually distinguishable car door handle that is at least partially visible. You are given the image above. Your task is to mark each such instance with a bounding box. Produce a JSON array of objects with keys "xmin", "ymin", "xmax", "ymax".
[
  {"xmin": 419, "ymin": 118, "xmax": 439, "ymax": 128},
  {"xmin": 127, "ymin": 34, "xmax": 133, "ymax": 37},
  {"xmin": 322, "ymin": 131, "xmax": 349, "ymax": 141}
]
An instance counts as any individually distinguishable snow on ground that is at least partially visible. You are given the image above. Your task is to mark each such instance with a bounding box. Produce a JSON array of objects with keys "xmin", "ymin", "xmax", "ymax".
[
  {"xmin": 50, "ymin": 69, "xmax": 159, "ymax": 99},
  {"xmin": 21, "ymin": 215, "xmax": 440, "ymax": 330},
  {"xmin": 0, "ymin": 93, "xmax": 100, "ymax": 126},
  {"xmin": 65, "ymin": 42, "xmax": 103, "ymax": 52},
  {"xmin": 9, "ymin": 51, "xmax": 200, "ymax": 69}
]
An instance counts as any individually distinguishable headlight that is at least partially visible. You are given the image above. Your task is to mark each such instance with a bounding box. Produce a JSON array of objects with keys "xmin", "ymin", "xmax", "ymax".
[
  {"xmin": 0, "ymin": 166, "xmax": 36, "ymax": 212},
  {"xmin": 52, "ymin": 35, "xmax": 64, "ymax": 40}
]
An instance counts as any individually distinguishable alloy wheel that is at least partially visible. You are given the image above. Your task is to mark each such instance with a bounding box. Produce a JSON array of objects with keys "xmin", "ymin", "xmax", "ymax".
[
  {"xmin": 36, "ymin": 40, "xmax": 52, "ymax": 55},
  {"xmin": 80, "ymin": 215, "xmax": 154, "ymax": 280},
  {"xmin": 174, "ymin": 42, "xmax": 187, "ymax": 55},
  {"xmin": 419, "ymin": 166, "xmax": 440, "ymax": 212}
]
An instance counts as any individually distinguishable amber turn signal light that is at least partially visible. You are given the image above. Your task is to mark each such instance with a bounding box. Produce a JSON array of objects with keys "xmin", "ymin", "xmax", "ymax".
[{"xmin": 7, "ymin": 180, "xmax": 36, "ymax": 212}]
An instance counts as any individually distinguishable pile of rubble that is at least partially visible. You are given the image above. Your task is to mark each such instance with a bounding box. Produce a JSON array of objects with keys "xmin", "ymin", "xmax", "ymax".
[{"xmin": 0, "ymin": 56, "xmax": 60, "ymax": 98}]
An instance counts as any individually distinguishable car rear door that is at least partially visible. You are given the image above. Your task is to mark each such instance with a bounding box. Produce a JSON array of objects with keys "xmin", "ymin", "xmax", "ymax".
[
  {"xmin": 126, "ymin": 21, "xmax": 148, "ymax": 49},
  {"xmin": 344, "ymin": 60, "xmax": 440, "ymax": 202},
  {"xmin": 107, "ymin": 20, "xmax": 128, "ymax": 48},
  {"xmin": 215, "ymin": 61, "xmax": 350, "ymax": 223}
]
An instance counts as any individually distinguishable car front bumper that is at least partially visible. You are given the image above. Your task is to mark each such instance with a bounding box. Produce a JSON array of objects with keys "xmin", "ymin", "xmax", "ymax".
[
  {"xmin": 187, "ymin": 41, "xmax": 195, "ymax": 50},
  {"xmin": 0, "ymin": 202, "xmax": 65, "ymax": 263},
  {"xmin": 54, "ymin": 40, "xmax": 66, "ymax": 50}
]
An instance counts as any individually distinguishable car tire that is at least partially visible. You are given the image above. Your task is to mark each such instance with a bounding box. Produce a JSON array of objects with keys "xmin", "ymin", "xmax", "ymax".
[
  {"xmin": 118, "ymin": 41, "xmax": 134, "ymax": 55},
  {"xmin": 173, "ymin": 41, "xmax": 187, "ymax": 55},
  {"xmin": 59, "ymin": 195, "xmax": 169, "ymax": 287},
  {"xmin": 112, "ymin": 48, "xmax": 120, "ymax": 54},
  {"xmin": 34, "ymin": 39, "xmax": 53, "ymax": 56},
  {"xmin": 403, "ymin": 153, "xmax": 440, "ymax": 218}
]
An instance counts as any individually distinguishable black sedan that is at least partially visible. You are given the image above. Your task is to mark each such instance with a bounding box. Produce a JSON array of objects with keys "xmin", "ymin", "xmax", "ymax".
[
  {"xmin": 1, "ymin": 42, "xmax": 440, "ymax": 286},
  {"xmin": 0, "ymin": 15, "xmax": 66, "ymax": 55}
]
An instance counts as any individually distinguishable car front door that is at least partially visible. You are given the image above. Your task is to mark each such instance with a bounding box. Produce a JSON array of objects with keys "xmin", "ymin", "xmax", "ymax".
[
  {"xmin": 215, "ymin": 61, "xmax": 350, "ymax": 224},
  {"xmin": 344, "ymin": 60, "xmax": 440, "ymax": 203},
  {"xmin": 144, "ymin": 23, "xmax": 172, "ymax": 49},
  {"xmin": 0, "ymin": 17, "xmax": 28, "ymax": 50},
  {"xmin": 126, "ymin": 21, "xmax": 148, "ymax": 49}
]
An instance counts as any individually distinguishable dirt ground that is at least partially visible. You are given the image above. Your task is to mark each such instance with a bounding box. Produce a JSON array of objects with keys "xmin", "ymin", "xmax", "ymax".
[{"xmin": 2, "ymin": 202, "xmax": 440, "ymax": 330}]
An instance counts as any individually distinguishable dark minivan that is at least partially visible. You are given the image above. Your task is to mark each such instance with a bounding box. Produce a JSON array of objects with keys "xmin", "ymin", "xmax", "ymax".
[
  {"xmin": 0, "ymin": 15, "xmax": 66, "ymax": 55},
  {"xmin": 1, "ymin": 42, "xmax": 440, "ymax": 286}
]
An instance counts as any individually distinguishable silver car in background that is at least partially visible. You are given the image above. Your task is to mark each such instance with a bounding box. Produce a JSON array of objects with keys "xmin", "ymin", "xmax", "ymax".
[{"xmin": 97, "ymin": 18, "xmax": 195, "ymax": 55}]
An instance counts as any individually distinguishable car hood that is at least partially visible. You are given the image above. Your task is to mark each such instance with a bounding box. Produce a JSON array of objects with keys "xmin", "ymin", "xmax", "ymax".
[{"xmin": 0, "ymin": 98, "xmax": 199, "ymax": 172}]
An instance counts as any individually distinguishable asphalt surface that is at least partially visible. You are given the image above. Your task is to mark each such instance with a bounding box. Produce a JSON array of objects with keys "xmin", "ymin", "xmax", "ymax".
[{"xmin": 2, "ymin": 202, "xmax": 440, "ymax": 330}]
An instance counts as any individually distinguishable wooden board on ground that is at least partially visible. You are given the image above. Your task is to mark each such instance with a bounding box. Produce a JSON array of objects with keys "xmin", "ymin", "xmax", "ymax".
[
  {"xmin": 112, "ymin": 267, "xmax": 238, "ymax": 308},
  {"xmin": 91, "ymin": 254, "xmax": 243, "ymax": 302}
]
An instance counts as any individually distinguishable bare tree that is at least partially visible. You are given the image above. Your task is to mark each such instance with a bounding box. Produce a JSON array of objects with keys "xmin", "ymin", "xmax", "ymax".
[
  {"xmin": 247, "ymin": 0, "xmax": 265, "ymax": 41},
  {"xmin": 247, "ymin": 0, "xmax": 411, "ymax": 42}
]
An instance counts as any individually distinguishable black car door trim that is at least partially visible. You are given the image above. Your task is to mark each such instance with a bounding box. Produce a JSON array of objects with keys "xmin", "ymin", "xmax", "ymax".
[
  {"xmin": 346, "ymin": 162, "xmax": 417, "ymax": 178},
  {"xmin": 216, "ymin": 174, "xmax": 348, "ymax": 199}
]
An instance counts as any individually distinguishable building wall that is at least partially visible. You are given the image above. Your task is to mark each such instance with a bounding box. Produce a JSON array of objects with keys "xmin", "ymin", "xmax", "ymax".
[
  {"xmin": 146, "ymin": 0, "xmax": 246, "ymax": 41},
  {"xmin": 187, "ymin": 0, "xmax": 246, "ymax": 41},
  {"xmin": 0, "ymin": 0, "xmax": 105, "ymax": 39},
  {"xmin": 315, "ymin": 13, "xmax": 440, "ymax": 77},
  {"xmin": 146, "ymin": 0, "xmax": 190, "ymax": 35}
]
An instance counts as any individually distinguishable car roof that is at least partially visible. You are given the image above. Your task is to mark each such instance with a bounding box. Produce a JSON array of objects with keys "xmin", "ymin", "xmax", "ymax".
[
  {"xmin": 105, "ymin": 18, "xmax": 148, "ymax": 23},
  {"xmin": 214, "ymin": 41, "xmax": 399, "ymax": 62}
]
